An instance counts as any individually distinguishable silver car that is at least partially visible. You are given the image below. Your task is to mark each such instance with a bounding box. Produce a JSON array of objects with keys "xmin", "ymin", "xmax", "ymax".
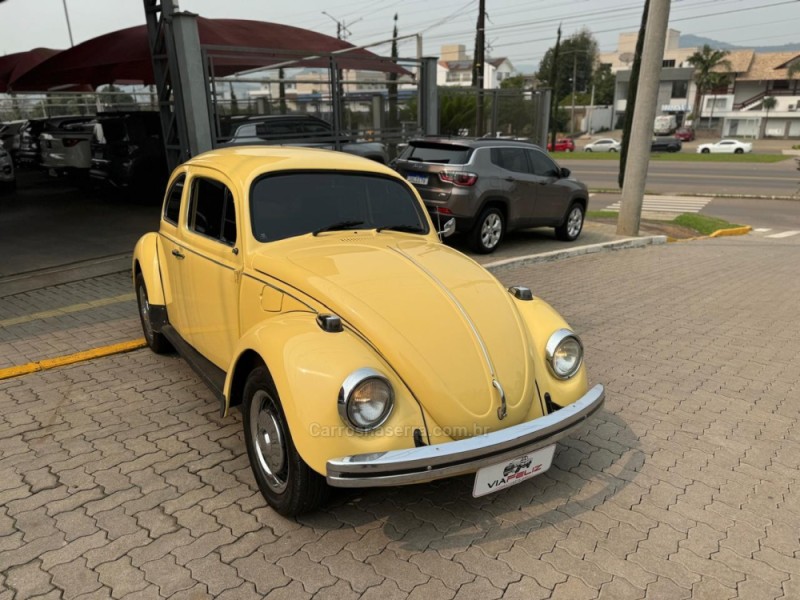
[
  {"xmin": 583, "ymin": 138, "xmax": 621, "ymax": 152},
  {"xmin": 393, "ymin": 138, "xmax": 589, "ymax": 253}
]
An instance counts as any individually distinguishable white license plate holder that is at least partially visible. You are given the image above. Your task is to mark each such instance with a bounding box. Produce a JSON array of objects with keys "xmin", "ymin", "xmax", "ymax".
[{"xmin": 472, "ymin": 444, "xmax": 555, "ymax": 497}]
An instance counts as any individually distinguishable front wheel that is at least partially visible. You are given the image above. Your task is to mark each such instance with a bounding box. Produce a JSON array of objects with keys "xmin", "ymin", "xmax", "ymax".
[
  {"xmin": 734, "ymin": 148, "xmax": 744, "ymax": 154},
  {"xmin": 471, "ymin": 206, "xmax": 505, "ymax": 253},
  {"xmin": 610, "ymin": 148, "xmax": 618, "ymax": 153},
  {"xmin": 555, "ymin": 202, "xmax": 585, "ymax": 242},
  {"xmin": 701, "ymin": 148, "xmax": 710, "ymax": 154},
  {"xmin": 135, "ymin": 273, "xmax": 172, "ymax": 354},
  {"xmin": 243, "ymin": 367, "xmax": 329, "ymax": 516},
  {"xmin": 585, "ymin": 148, "xmax": 593, "ymax": 153}
]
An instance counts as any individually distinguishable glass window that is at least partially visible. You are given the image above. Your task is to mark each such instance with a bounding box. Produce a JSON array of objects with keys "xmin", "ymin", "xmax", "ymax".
[
  {"xmin": 490, "ymin": 147, "xmax": 528, "ymax": 173},
  {"xmin": 401, "ymin": 142, "xmax": 471, "ymax": 164},
  {"xmin": 526, "ymin": 149, "xmax": 560, "ymax": 177},
  {"xmin": 163, "ymin": 174, "xmax": 185, "ymax": 225},
  {"xmin": 188, "ymin": 177, "xmax": 237, "ymax": 245},
  {"xmin": 250, "ymin": 172, "xmax": 428, "ymax": 243},
  {"xmin": 671, "ymin": 80, "xmax": 688, "ymax": 98}
]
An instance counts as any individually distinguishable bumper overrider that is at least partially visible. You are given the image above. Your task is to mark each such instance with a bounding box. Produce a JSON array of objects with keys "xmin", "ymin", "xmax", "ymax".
[{"xmin": 326, "ymin": 384, "xmax": 605, "ymax": 487}]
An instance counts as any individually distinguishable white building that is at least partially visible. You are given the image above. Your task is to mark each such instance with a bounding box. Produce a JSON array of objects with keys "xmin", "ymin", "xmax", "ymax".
[{"xmin": 436, "ymin": 45, "xmax": 515, "ymax": 89}]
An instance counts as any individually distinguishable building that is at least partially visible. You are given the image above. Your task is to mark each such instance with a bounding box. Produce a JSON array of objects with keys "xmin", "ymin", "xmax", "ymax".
[
  {"xmin": 436, "ymin": 44, "xmax": 515, "ymax": 89},
  {"xmin": 606, "ymin": 30, "xmax": 800, "ymax": 138}
]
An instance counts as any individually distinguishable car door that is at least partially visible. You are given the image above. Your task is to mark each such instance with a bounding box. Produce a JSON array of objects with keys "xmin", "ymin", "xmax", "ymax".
[
  {"xmin": 158, "ymin": 173, "xmax": 191, "ymax": 335},
  {"xmin": 179, "ymin": 169, "xmax": 243, "ymax": 369},
  {"xmin": 719, "ymin": 141, "xmax": 735, "ymax": 153},
  {"xmin": 525, "ymin": 149, "xmax": 571, "ymax": 224},
  {"xmin": 488, "ymin": 147, "xmax": 540, "ymax": 228}
]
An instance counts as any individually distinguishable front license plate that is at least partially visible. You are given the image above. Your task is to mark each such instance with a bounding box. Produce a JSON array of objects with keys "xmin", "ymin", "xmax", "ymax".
[
  {"xmin": 472, "ymin": 444, "xmax": 555, "ymax": 497},
  {"xmin": 406, "ymin": 173, "xmax": 428, "ymax": 185}
]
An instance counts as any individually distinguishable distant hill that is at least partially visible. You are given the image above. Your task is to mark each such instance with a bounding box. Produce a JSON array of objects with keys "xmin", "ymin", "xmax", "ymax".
[{"xmin": 680, "ymin": 34, "xmax": 800, "ymax": 54}]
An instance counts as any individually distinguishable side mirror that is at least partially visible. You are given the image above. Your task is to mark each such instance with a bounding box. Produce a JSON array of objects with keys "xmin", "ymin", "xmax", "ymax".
[
  {"xmin": 560, "ymin": 167, "xmax": 571, "ymax": 178},
  {"xmin": 439, "ymin": 218, "xmax": 456, "ymax": 239}
]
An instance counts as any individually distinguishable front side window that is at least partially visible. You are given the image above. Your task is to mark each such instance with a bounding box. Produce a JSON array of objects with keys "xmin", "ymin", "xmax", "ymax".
[
  {"xmin": 526, "ymin": 150, "xmax": 560, "ymax": 178},
  {"xmin": 187, "ymin": 177, "xmax": 237, "ymax": 246},
  {"xmin": 163, "ymin": 174, "xmax": 185, "ymax": 224},
  {"xmin": 250, "ymin": 172, "xmax": 428, "ymax": 243}
]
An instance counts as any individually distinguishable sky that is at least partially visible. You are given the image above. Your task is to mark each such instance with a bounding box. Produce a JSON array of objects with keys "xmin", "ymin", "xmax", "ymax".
[{"xmin": 1, "ymin": 0, "xmax": 799, "ymax": 73}]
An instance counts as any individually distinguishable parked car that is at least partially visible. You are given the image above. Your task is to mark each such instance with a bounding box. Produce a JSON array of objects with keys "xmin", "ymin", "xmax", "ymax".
[
  {"xmin": 220, "ymin": 114, "xmax": 388, "ymax": 163},
  {"xmin": 40, "ymin": 119, "xmax": 96, "ymax": 178},
  {"xmin": 651, "ymin": 136, "xmax": 682, "ymax": 153},
  {"xmin": 392, "ymin": 138, "xmax": 589, "ymax": 253},
  {"xmin": 0, "ymin": 141, "xmax": 15, "ymax": 192},
  {"xmin": 90, "ymin": 111, "xmax": 167, "ymax": 194},
  {"xmin": 17, "ymin": 116, "xmax": 93, "ymax": 168},
  {"xmin": 583, "ymin": 138, "xmax": 621, "ymax": 153},
  {"xmin": 546, "ymin": 138, "xmax": 575, "ymax": 152},
  {"xmin": 133, "ymin": 145, "xmax": 605, "ymax": 515},
  {"xmin": 0, "ymin": 120, "xmax": 26, "ymax": 165},
  {"xmin": 697, "ymin": 139, "xmax": 753, "ymax": 154},
  {"xmin": 674, "ymin": 127, "xmax": 695, "ymax": 142}
]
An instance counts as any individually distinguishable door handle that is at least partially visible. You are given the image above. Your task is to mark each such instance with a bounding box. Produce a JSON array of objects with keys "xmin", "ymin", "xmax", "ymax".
[
  {"xmin": 504, "ymin": 176, "xmax": 515, "ymax": 182},
  {"xmin": 171, "ymin": 249, "xmax": 185, "ymax": 259}
]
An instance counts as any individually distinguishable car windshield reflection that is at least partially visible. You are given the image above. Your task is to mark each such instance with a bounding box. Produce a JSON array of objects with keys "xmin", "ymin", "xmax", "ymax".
[{"xmin": 250, "ymin": 171, "xmax": 429, "ymax": 243}]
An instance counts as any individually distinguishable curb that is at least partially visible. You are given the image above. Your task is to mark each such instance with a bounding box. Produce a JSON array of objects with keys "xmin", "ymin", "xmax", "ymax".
[
  {"xmin": 485, "ymin": 235, "xmax": 668, "ymax": 272},
  {"xmin": 589, "ymin": 189, "xmax": 798, "ymax": 201},
  {"xmin": 710, "ymin": 226, "xmax": 753, "ymax": 237}
]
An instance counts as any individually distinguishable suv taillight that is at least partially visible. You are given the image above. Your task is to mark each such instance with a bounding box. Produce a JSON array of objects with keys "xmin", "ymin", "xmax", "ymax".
[
  {"xmin": 63, "ymin": 138, "xmax": 82, "ymax": 147},
  {"xmin": 439, "ymin": 171, "xmax": 478, "ymax": 186}
]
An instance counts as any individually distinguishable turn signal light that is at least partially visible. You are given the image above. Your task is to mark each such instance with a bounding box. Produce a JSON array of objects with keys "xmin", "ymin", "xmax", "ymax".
[{"xmin": 439, "ymin": 171, "xmax": 478, "ymax": 186}]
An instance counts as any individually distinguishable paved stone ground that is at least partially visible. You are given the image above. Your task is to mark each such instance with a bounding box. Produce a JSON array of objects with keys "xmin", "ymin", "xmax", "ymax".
[{"xmin": 1, "ymin": 234, "xmax": 800, "ymax": 599}]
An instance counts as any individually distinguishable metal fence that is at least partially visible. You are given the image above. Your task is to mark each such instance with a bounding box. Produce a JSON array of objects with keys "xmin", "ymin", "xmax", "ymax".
[{"xmin": 0, "ymin": 90, "xmax": 158, "ymax": 121}]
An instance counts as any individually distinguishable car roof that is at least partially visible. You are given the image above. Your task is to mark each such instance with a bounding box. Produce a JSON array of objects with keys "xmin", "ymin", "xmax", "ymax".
[
  {"xmin": 183, "ymin": 146, "xmax": 398, "ymax": 185},
  {"xmin": 408, "ymin": 137, "xmax": 542, "ymax": 150}
]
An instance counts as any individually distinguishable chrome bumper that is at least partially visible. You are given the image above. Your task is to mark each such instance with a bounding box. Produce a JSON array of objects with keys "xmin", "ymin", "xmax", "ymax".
[{"xmin": 326, "ymin": 384, "xmax": 605, "ymax": 487}]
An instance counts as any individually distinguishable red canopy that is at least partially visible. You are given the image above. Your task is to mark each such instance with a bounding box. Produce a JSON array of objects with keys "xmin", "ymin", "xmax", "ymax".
[
  {"xmin": 0, "ymin": 48, "xmax": 61, "ymax": 93},
  {"xmin": 10, "ymin": 18, "xmax": 406, "ymax": 92}
]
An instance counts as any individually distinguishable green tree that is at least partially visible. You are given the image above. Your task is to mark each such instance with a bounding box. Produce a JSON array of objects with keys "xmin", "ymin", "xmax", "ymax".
[
  {"xmin": 536, "ymin": 29, "xmax": 598, "ymax": 102},
  {"xmin": 591, "ymin": 63, "xmax": 615, "ymax": 105},
  {"xmin": 687, "ymin": 45, "xmax": 731, "ymax": 126},
  {"xmin": 761, "ymin": 96, "xmax": 777, "ymax": 138},
  {"xmin": 439, "ymin": 90, "xmax": 476, "ymax": 136}
]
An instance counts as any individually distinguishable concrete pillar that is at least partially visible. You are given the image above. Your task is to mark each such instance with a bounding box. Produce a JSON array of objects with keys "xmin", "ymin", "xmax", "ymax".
[{"xmin": 419, "ymin": 57, "xmax": 439, "ymax": 136}]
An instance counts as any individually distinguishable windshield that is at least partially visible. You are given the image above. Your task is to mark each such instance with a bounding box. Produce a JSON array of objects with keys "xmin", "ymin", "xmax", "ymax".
[{"xmin": 250, "ymin": 171, "xmax": 429, "ymax": 243}]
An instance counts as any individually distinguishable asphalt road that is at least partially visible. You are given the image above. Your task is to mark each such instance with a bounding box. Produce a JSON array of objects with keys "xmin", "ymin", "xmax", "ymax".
[{"xmin": 566, "ymin": 157, "xmax": 799, "ymax": 197}]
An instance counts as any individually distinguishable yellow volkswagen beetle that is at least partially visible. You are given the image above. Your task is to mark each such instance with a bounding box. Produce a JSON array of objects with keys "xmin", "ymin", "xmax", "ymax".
[{"xmin": 133, "ymin": 146, "xmax": 605, "ymax": 516}]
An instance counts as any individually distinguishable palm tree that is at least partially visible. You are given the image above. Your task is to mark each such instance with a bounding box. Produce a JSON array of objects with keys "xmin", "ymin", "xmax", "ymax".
[
  {"xmin": 706, "ymin": 72, "xmax": 730, "ymax": 129},
  {"xmin": 687, "ymin": 45, "xmax": 731, "ymax": 127},
  {"xmin": 761, "ymin": 96, "xmax": 777, "ymax": 138}
]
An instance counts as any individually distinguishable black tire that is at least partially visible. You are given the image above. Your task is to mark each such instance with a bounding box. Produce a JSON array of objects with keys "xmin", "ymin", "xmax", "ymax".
[
  {"xmin": 555, "ymin": 202, "xmax": 585, "ymax": 242},
  {"xmin": 471, "ymin": 206, "xmax": 505, "ymax": 254},
  {"xmin": 668, "ymin": 146, "xmax": 679, "ymax": 153},
  {"xmin": 585, "ymin": 148, "xmax": 592, "ymax": 152},
  {"xmin": 243, "ymin": 367, "xmax": 329, "ymax": 516},
  {"xmin": 135, "ymin": 272, "xmax": 172, "ymax": 354},
  {"xmin": 610, "ymin": 148, "xmax": 618, "ymax": 153},
  {"xmin": 701, "ymin": 148, "xmax": 710, "ymax": 154},
  {"xmin": 734, "ymin": 148, "xmax": 744, "ymax": 154}
]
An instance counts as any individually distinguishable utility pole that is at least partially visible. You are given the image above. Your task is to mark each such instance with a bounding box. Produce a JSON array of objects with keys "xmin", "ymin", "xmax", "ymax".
[
  {"xmin": 321, "ymin": 11, "xmax": 361, "ymax": 40},
  {"xmin": 549, "ymin": 24, "xmax": 562, "ymax": 153},
  {"xmin": 472, "ymin": 0, "xmax": 486, "ymax": 136},
  {"xmin": 617, "ymin": 0, "xmax": 671, "ymax": 236},
  {"xmin": 62, "ymin": 0, "xmax": 74, "ymax": 47}
]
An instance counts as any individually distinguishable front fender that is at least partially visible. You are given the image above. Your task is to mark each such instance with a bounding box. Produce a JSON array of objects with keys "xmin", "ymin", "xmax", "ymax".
[
  {"xmin": 224, "ymin": 313, "xmax": 429, "ymax": 475},
  {"xmin": 512, "ymin": 296, "xmax": 590, "ymax": 414},
  {"xmin": 133, "ymin": 232, "xmax": 165, "ymax": 306}
]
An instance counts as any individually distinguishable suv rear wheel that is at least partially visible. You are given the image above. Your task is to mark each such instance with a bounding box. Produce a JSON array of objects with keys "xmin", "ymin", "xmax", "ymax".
[
  {"xmin": 471, "ymin": 207, "xmax": 504, "ymax": 253},
  {"xmin": 555, "ymin": 202, "xmax": 584, "ymax": 242}
]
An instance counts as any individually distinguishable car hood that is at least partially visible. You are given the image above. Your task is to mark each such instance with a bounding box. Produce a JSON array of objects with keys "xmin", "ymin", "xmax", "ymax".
[{"xmin": 250, "ymin": 235, "xmax": 538, "ymax": 436}]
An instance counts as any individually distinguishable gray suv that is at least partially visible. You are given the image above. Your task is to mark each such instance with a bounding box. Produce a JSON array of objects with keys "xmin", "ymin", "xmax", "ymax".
[{"xmin": 393, "ymin": 138, "xmax": 588, "ymax": 253}]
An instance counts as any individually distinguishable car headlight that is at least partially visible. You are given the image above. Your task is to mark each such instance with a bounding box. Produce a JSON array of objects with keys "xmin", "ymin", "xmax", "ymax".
[
  {"xmin": 338, "ymin": 368, "xmax": 394, "ymax": 432},
  {"xmin": 545, "ymin": 329, "xmax": 584, "ymax": 379}
]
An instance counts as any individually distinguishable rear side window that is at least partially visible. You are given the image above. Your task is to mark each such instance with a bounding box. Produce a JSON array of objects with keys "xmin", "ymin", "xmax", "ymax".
[
  {"xmin": 490, "ymin": 148, "xmax": 529, "ymax": 173},
  {"xmin": 163, "ymin": 174, "xmax": 185, "ymax": 224},
  {"xmin": 188, "ymin": 177, "xmax": 237, "ymax": 246},
  {"xmin": 402, "ymin": 143, "xmax": 471, "ymax": 164}
]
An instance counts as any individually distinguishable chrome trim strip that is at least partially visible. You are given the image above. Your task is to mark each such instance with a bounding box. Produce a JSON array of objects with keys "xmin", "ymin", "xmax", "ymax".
[{"xmin": 326, "ymin": 384, "xmax": 604, "ymax": 487}]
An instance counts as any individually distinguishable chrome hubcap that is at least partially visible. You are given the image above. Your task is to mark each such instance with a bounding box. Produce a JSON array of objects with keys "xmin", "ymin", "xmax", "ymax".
[
  {"xmin": 137, "ymin": 284, "xmax": 154, "ymax": 341},
  {"xmin": 481, "ymin": 213, "xmax": 502, "ymax": 248},
  {"xmin": 567, "ymin": 208, "xmax": 583, "ymax": 238},
  {"xmin": 250, "ymin": 390, "xmax": 288, "ymax": 492}
]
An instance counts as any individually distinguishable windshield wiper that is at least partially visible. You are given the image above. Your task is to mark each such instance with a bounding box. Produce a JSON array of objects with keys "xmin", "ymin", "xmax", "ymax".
[
  {"xmin": 312, "ymin": 220, "xmax": 364, "ymax": 236},
  {"xmin": 376, "ymin": 224, "xmax": 425, "ymax": 233}
]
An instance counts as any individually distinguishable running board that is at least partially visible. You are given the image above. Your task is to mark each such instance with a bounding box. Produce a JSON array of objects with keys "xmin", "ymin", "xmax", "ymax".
[{"xmin": 161, "ymin": 325, "xmax": 226, "ymax": 416}]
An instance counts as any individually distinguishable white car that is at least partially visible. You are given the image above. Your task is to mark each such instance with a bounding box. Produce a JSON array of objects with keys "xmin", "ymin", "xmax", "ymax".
[
  {"xmin": 583, "ymin": 138, "xmax": 621, "ymax": 153},
  {"xmin": 697, "ymin": 139, "xmax": 753, "ymax": 154},
  {"xmin": 0, "ymin": 140, "xmax": 15, "ymax": 192},
  {"xmin": 39, "ymin": 120, "xmax": 96, "ymax": 176}
]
